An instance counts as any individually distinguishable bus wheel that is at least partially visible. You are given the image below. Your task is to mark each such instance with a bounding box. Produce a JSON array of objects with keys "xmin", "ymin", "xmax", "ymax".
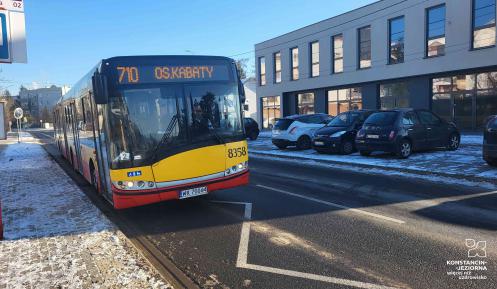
[
  {"xmin": 70, "ymin": 149, "xmax": 75, "ymax": 169},
  {"xmin": 90, "ymin": 161, "xmax": 99, "ymax": 192}
]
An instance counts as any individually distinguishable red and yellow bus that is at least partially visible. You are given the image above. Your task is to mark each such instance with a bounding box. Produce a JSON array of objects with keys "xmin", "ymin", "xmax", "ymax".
[{"xmin": 54, "ymin": 56, "xmax": 249, "ymax": 209}]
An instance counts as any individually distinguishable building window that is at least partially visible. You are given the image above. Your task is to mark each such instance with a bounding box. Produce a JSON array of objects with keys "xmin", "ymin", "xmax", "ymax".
[
  {"xmin": 291, "ymin": 47, "xmax": 299, "ymax": 80},
  {"xmin": 327, "ymin": 88, "xmax": 362, "ymax": 116},
  {"xmin": 433, "ymin": 72, "xmax": 497, "ymax": 129},
  {"xmin": 274, "ymin": 52, "xmax": 282, "ymax": 83},
  {"xmin": 261, "ymin": 96, "xmax": 281, "ymax": 129},
  {"xmin": 358, "ymin": 26, "xmax": 371, "ymax": 69},
  {"xmin": 259, "ymin": 57, "xmax": 266, "ymax": 86},
  {"xmin": 332, "ymin": 34, "xmax": 344, "ymax": 73},
  {"xmin": 389, "ymin": 17, "xmax": 405, "ymax": 64},
  {"xmin": 297, "ymin": 93, "xmax": 315, "ymax": 114},
  {"xmin": 472, "ymin": 0, "xmax": 496, "ymax": 49},
  {"xmin": 380, "ymin": 82, "xmax": 410, "ymax": 109},
  {"xmin": 310, "ymin": 41, "xmax": 320, "ymax": 77},
  {"xmin": 427, "ymin": 5, "xmax": 446, "ymax": 57}
]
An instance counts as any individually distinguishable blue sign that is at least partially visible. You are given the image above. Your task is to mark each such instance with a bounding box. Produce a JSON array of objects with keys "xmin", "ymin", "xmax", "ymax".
[
  {"xmin": 127, "ymin": 171, "xmax": 142, "ymax": 177},
  {"xmin": 0, "ymin": 13, "xmax": 9, "ymax": 61}
]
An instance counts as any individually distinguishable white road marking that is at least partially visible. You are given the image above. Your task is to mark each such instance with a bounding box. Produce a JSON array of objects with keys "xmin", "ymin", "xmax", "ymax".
[
  {"xmin": 37, "ymin": 132, "xmax": 54, "ymax": 140},
  {"xmin": 256, "ymin": 184, "xmax": 405, "ymax": 225},
  {"xmin": 240, "ymin": 263, "xmax": 399, "ymax": 289},
  {"xmin": 211, "ymin": 200, "xmax": 401, "ymax": 289}
]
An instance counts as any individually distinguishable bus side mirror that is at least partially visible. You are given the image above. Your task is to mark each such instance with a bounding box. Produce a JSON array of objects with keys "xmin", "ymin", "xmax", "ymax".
[
  {"xmin": 238, "ymin": 80, "xmax": 246, "ymax": 104},
  {"xmin": 92, "ymin": 73, "xmax": 109, "ymax": 104}
]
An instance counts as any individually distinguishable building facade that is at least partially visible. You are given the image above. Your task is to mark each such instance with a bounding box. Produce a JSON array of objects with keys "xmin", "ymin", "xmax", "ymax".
[
  {"xmin": 255, "ymin": 0, "xmax": 497, "ymax": 130},
  {"xmin": 243, "ymin": 77, "xmax": 258, "ymax": 120},
  {"xmin": 19, "ymin": 85, "xmax": 63, "ymax": 123}
]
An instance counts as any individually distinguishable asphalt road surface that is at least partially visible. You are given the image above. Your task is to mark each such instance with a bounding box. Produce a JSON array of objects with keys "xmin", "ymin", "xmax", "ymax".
[{"xmin": 30, "ymin": 130, "xmax": 497, "ymax": 289}]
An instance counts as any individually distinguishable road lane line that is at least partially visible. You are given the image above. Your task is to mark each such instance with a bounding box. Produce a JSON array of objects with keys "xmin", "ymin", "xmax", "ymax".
[
  {"xmin": 256, "ymin": 184, "xmax": 405, "ymax": 225},
  {"xmin": 37, "ymin": 132, "xmax": 53, "ymax": 139},
  {"xmin": 240, "ymin": 263, "xmax": 400, "ymax": 289},
  {"xmin": 211, "ymin": 200, "xmax": 402, "ymax": 288},
  {"xmin": 209, "ymin": 201, "xmax": 252, "ymax": 267}
]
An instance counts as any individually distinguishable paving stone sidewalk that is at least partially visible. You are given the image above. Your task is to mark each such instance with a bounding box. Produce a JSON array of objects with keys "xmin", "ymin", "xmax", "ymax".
[{"xmin": 0, "ymin": 136, "xmax": 172, "ymax": 289}]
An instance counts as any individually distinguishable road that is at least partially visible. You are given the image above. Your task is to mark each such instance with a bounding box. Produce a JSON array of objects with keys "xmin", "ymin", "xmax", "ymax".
[{"xmin": 30, "ymin": 130, "xmax": 497, "ymax": 289}]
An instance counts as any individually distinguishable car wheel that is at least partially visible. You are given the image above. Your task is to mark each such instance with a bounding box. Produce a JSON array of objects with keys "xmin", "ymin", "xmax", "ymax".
[
  {"xmin": 397, "ymin": 139, "xmax": 412, "ymax": 159},
  {"xmin": 341, "ymin": 140, "xmax": 354, "ymax": 155},
  {"xmin": 447, "ymin": 133, "xmax": 460, "ymax": 151},
  {"xmin": 275, "ymin": 144, "xmax": 287, "ymax": 150},
  {"xmin": 249, "ymin": 131, "xmax": 259, "ymax": 140},
  {"xmin": 296, "ymin": 136, "xmax": 312, "ymax": 150},
  {"xmin": 485, "ymin": 158, "xmax": 497, "ymax": 167},
  {"xmin": 359, "ymin": 150, "xmax": 371, "ymax": 156}
]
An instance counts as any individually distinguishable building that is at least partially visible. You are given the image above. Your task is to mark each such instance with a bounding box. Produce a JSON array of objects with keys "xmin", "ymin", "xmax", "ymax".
[
  {"xmin": 255, "ymin": 0, "xmax": 497, "ymax": 130},
  {"xmin": 243, "ymin": 77, "xmax": 258, "ymax": 120},
  {"xmin": 19, "ymin": 85, "xmax": 63, "ymax": 123}
]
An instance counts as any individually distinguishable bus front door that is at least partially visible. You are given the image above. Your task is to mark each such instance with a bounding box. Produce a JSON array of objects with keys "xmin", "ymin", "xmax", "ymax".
[{"xmin": 70, "ymin": 102, "xmax": 83, "ymax": 172}]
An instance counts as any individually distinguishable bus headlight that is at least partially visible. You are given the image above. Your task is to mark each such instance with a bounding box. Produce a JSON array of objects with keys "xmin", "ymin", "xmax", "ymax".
[
  {"xmin": 113, "ymin": 180, "xmax": 156, "ymax": 191},
  {"xmin": 225, "ymin": 161, "xmax": 248, "ymax": 176}
]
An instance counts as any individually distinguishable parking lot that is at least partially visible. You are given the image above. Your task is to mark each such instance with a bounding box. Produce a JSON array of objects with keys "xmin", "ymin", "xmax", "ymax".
[{"xmin": 250, "ymin": 132, "xmax": 497, "ymax": 185}]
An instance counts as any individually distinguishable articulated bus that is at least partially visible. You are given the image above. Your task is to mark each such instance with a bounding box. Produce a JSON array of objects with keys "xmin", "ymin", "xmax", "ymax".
[{"xmin": 54, "ymin": 56, "xmax": 249, "ymax": 209}]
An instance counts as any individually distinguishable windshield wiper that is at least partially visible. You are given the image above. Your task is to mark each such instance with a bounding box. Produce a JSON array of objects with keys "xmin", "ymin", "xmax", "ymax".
[
  {"xmin": 209, "ymin": 128, "xmax": 226, "ymax": 144},
  {"xmin": 152, "ymin": 114, "xmax": 179, "ymax": 161}
]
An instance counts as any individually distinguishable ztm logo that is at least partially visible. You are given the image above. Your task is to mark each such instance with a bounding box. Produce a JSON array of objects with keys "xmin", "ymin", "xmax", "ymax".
[{"xmin": 466, "ymin": 239, "xmax": 486, "ymax": 258}]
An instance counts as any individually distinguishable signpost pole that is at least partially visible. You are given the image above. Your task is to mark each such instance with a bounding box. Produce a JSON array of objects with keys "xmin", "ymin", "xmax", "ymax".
[
  {"xmin": 14, "ymin": 107, "xmax": 23, "ymax": 143},
  {"xmin": 16, "ymin": 119, "xmax": 19, "ymax": 143}
]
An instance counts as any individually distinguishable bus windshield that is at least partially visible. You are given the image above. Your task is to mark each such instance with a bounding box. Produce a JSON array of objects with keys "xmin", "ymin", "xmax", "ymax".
[{"xmin": 108, "ymin": 83, "xmax": 243, "ymax": 169}]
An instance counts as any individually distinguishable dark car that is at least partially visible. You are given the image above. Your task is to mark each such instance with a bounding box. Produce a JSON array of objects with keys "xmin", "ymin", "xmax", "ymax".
[
  {"xmin": 244, "ymin": 117, "xmax": 260, "ymax": 140},
  {"xmin": 355, "ymin": 109, "xmax": 460, "ymax": 159},
  {"xmin": 483, "ymin": 115, "xmax": 497, "ymax": 166},
  {"xmin": 312, "ymin": 110, "xmax": 375, "ymax": 154}
]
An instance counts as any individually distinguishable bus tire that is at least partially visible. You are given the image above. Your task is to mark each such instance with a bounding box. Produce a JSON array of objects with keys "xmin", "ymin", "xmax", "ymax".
[
  {"xmin": 89, "ymin": 161, "xmax": 99, "ymax": 192},
  {"xmin": 70, "ymin": 149, "xmax": 75, "ymax": 169}
]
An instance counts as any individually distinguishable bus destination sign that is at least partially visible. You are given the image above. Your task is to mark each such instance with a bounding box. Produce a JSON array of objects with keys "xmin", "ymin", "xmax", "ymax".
[{"xmin": 116, "ymin": 64, "xmax": 230, "ymax": 84}]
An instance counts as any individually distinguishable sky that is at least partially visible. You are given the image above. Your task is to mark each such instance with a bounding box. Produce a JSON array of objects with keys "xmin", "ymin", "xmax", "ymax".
[{"xmin": 1, "ymin": 0, "xmax": 377, "ymax": 94}]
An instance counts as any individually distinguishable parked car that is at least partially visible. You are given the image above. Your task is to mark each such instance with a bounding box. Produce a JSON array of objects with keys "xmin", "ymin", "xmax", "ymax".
[
  {"xmin": 312, "ymin": 110, "xmax": 375, "ymax": 154},
  {"xmin": 272, "ymin": 114, "xmax": 332, "ymax": 150},
  {"xmin": 244, "ymin": 118, "xmax": 260, "ymax": 140},
  {"xmin": 355, "ymin": 109, "xmax": 460, "ymax": 159},
  {"xmin": 483, "ymin": 115, "xmax": 497, "ymax": 166}
]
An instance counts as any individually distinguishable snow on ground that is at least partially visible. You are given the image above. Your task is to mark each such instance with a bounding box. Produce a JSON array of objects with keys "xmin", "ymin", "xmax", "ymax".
[
  {"xmin": 249, "ymin": 134, "xmax": 497, "ymax": 183},
  {"xmin": 0, "ymin": 136, "xmax": 172, "ymax": 289}
]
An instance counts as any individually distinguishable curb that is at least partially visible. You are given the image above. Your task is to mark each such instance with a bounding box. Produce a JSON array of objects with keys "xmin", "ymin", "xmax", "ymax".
[
  {"xmin": 249, "ymin": 151, "xmax": 497, "ymax": 186},
  {"xmin": 0, "ymin": 200, "xmax": 3, "ymax": 240}
]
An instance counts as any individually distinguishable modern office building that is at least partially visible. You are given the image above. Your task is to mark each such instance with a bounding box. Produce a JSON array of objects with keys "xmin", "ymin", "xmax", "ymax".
[{"xmin": 255, "ymin": 0, "xmax": 497, "ymax": 130}]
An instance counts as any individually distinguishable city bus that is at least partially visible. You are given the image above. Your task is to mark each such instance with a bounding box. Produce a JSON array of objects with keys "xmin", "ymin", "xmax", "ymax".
[{"xmin": 53, "ymin": 56, "xmax": 249, "ymax": 209}]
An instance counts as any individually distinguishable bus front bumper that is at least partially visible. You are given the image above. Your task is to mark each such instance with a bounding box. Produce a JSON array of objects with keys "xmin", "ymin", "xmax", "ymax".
[{"xmin": 111, "ymin": 170, "xmax": 249, "ymax": 209}]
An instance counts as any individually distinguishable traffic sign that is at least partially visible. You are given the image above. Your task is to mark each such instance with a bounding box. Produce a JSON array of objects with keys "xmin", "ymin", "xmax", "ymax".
[
  {"xmin": 0, "ymin": 0, "xmax": 26, "ymax": 64},
  {"xmin": 0, "ymin": 0, "xmax": 24, "ymax": 12},
  {"xmin": 14, "ymin": 107, "xmax": 22, "ymax": 119}
]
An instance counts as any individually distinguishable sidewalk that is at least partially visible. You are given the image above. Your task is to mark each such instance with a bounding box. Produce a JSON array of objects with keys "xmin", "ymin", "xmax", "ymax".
[
  {"xmin": 0, "ymin": 134, "xmax": 172, "ymax": 289},
  {"xmin": 249, "ymin": 133, "xmax": 497, "ymax": 186}
]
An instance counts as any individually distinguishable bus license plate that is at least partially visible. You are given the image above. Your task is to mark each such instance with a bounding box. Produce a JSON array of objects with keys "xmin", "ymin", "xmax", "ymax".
[
  {"xmin": 367, "ymin": 134, "xmax": 379, "ymax": 139},
  {"xmin": 179, "ymin": 186, "xmax": 208, "ymax": 199}
]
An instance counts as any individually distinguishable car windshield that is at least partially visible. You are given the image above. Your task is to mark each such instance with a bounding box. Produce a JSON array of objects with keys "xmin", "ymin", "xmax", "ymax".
[
  {"xmin": 326, "ymin": 112, "xmax": 360, "ymax": 127},
  {"xmin": 365, "ymin": 112, "xmax": 399, "ymax": 126},
  {"xmin": 274, "ymin": 119, "xmax": 295, "ymax": 131},
  {"xmin": 108, "ymin": 83, "xmax": 243, "ymax": 169}
]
